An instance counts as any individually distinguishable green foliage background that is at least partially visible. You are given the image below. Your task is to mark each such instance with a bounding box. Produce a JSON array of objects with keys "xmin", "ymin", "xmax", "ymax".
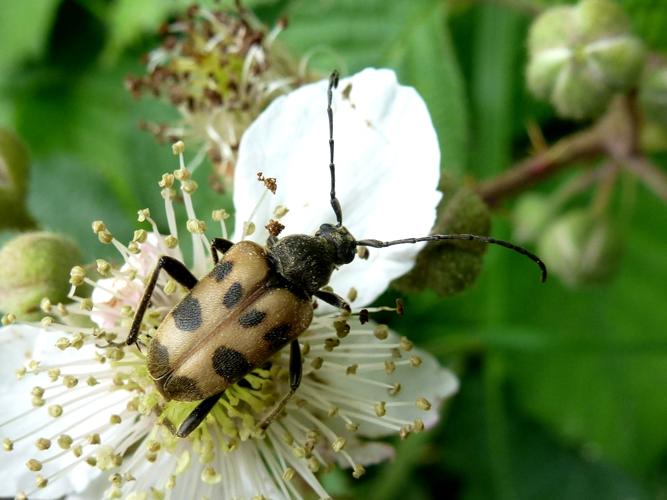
[{"xmin": 1, "ymin": 0, "xmax": 666, "ymax": 498}]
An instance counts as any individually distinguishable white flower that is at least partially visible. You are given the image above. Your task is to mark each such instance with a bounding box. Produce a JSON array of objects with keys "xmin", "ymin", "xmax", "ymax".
[{"xmin": 0, "ymin": 68, "xmax": 457, "ymax": 500}]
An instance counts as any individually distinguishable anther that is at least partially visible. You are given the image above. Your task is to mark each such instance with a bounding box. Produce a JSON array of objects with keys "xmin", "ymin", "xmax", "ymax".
[
  {"xmin": 324, "ymin": 337, "xmax": 340, "ymax": 351},
  {"xmin": 1, "ymin": 313, "xmax": 16, "ymax": 325},
  {"xmin": 137, "ymin": 208, "xmax": 152, "ymax": 221},
  {"xmin": 35, "ymin": 438, "xmax": 51, "ymax": 450},
  {"xmin": 410, "ymin": 355, "xmax": 423, "ymax": 367},
  {"xmin": 26, "ymin": 459, "xmax": 42, "ymax": 471},
  {"xmin": 374, "ymin": 401, "xmax": 386, "ymax": 417},
  {"xmin": 48, "ymin": 405, "xmax": 63, "ymax": 417},
  {"xmin": 331, "ymin": 437, "xmax": 346, "ymax": 452},
  {"xmin": 158, "ymin": 173, "xmax": 175, "ymax": 189},
  {"xmin": 282, "ymin": 467, "xmax": 295, "ymax": 481},
  {"xmin": 95, "ymin": 260, "xmax": 111, "ymax": 277},
  {"xmin": 57, "ymin": 435, "xmax": 73, "ymax": 449},
  {"xmin": 353, "ymin": 464, "xmax": 366, "ymax": 479},
  {"xmin": 171, "ymin": 141, "xmax": 185, "ymax": 155},
  {"xmin": 69, "ymin": 266, "xmax": 86, "ymax": 286},
  {"xmin": 389, "ymin": 383, "xmax": 401, "ymax": 396},
  {"xmin": 347, "ymin": 287, "xmax": 357, "ymax": 302},
  {"xmin": 416, "ymin": 397, "xmax": 432, "ymax": 411},
  {"xmin": 374, "ymin": 324, "xmax": 389, "ymax": 340}
]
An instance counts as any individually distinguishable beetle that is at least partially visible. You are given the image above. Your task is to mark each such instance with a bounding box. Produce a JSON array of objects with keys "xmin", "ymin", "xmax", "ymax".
[{"xmin": 127, "ymin": 71, "xmax": 547, "ymax": 438}]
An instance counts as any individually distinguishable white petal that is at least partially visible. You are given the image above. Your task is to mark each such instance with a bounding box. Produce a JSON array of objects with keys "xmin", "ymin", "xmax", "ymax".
[
  {"xmin": 0, "ymin": 325, "xmax": 130, "ymax": 499},
  {"xmin": 234, "ymin": 68, "xmax": 441, "ymax": 308}
]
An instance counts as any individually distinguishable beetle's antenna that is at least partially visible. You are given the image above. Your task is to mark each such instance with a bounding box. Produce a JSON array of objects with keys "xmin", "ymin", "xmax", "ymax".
[
  {"xmin": 327, "ymin": 70, "xmax": 343, "ymax": 227},
  {"xmin": 356, "ymin": 234, "xmax": 547, "ymax": 282}
]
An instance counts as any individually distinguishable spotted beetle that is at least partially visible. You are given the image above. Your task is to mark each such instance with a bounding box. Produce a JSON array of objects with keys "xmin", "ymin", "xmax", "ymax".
[{"xmin": 128, "ymin": 71, "xmax": 547, "ymax": 438}]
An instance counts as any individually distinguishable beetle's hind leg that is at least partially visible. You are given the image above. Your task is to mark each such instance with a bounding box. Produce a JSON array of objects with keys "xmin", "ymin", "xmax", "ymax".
[
  {"xmin": 314, "ymin": 289, "xmax": 351, "ymax": 312},
  {"xmin": 127, "ymin": 256, "xmax": 198, "ymax": 346},
  {"xmin": 259, "ymin": 339, "xmax": 303, "ymax": 430},
  {"xmin": 210, "ymin": 238, "xmax": 234, "ymax": 264},
  {"xmin": 174, "ymin": 392, "xmax": 224, "ymax": 438}
]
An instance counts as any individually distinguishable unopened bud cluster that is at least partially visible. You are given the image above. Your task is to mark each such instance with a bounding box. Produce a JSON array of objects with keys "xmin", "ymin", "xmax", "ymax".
[{"xmin": 527, "ymin": 0, "xmax": 644, "ymax": 120}]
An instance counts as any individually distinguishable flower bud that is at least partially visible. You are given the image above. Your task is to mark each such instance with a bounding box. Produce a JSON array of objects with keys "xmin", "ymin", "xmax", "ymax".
[
  {"xmin": 527, "ymin": 0, "xmax": 644, "ymax": 120},
  {"xmin": 393, "ymin": 180, "xmax": 491, "ymax": 296},
  {"xmin": 0, "ymin": 232, "xmax": 82, "ymax": 318},
  {"xmin": 512, "ymin": 193, "xmax": 556, "ymax": 244},
  {"xmin": 537, "ymin": 209, "xmax": 621, "ymax": 286},
  {"xmin": 0, "ymin": 129, "xmax": 34, "ymax": 230},
  {"xmin": 640, "ymin": 67, "xmax": 667, "ymax": 127}
]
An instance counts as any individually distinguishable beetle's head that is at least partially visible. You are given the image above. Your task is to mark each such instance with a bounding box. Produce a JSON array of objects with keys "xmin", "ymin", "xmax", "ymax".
[{"xmin": 316, "ymin": 223, "xmax": 357, "ymax": 265}]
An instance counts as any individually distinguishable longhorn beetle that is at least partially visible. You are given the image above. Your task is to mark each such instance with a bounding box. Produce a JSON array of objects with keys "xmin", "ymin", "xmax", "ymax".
[{"xmin": 128, "ymin": 71, "xmax": 547, "ymax": 438}]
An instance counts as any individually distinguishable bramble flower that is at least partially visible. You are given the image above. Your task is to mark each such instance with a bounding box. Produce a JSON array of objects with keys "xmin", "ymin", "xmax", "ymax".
[
  {"xmin": 127, "ymin": 5, "xmax": 303, "ymax": 189},
  {"xmin": 0, "ymin": 69, "xmax": 457, "ymax": 499}
]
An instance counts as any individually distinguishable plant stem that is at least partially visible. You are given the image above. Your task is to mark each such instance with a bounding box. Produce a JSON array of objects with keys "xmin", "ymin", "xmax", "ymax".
[{"xmin": 476, "ymin": 126, "xmax": 605, "ymax": 206}]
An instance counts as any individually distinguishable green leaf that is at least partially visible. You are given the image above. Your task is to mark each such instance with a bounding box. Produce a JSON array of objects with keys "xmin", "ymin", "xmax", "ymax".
[
  {"xmin": 0, "ymin": 0, "xmax": 60, "ymax": 73},
  {"xmin": 281, "ymin": 0, "xmax": 469, "ymax": 176},
  {"xmin": 440, "ymin": 372, "xmax": 649, "ymax": 500}
]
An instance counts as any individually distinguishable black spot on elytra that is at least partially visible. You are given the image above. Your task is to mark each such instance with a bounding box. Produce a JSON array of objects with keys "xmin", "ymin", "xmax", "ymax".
[
  {"xmin": 212, "ymin": 346, "xmax": 252, "ymax": 382},
  {"xmin": 212, "ymin": 261, "xmax": 233, "ymax": 281},
  {"xmin": 238, "ymin": 309, "xmax": 266, "ymax": 328},
  {"xmin": 165, "ymin": 376, "xmax": 203, "ymax": 400},
  {"xmin": 172, "ymin": 294, "xmax": 202, "ymax": 331},
  {"xmin": 264, "ymin": 324, "xmax": 292, "ymax": 349},
  {"xmin": 147, "ymin": 340, "xmax": 170, "ymax": 378},
  {"xmin": 223, "ymin": 282, "xmax": 243, "ymax": 308}
]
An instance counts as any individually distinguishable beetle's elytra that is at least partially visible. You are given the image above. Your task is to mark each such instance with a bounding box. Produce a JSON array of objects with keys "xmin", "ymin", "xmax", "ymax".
[
  {"xmin": 129, "ymin": 71, "xmax": 547, "ymax": 438},
  {"xmin": 147, "ymin": 240, "xmax": 312, "ymax": 402}
]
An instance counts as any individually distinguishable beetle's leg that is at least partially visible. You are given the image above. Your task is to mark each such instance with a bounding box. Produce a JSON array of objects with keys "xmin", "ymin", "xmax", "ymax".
[
  {"xmin": 127, "ymin": 256, "xmax": 198, "ymax": 346},
  {"xmin": 175, "ymin": 392, "xmax": 224, "ymax": 438},
  {"xmin": 210, "ymin": 238, "xmax": 234, "ymax": 264},
  {"xmin": 259, "ymin": 339, "xmax": 302, "ymax": 430},
  {"xmin": 314, "ymin": 289, "xmax": 351, "ymax": 312}
]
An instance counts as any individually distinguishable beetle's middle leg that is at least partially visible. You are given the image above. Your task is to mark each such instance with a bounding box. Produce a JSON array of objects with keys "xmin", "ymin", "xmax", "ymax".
[
  {"xmin": 259, "ymin": 339, "xmax": 303, "ymax": 430},
  {"xmin": 127, "ymin": 256, "xmax": 198, "ymax": 346}
]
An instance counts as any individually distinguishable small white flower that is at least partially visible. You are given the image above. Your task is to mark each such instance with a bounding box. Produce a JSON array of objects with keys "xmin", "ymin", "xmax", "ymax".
[{"xmin": 0, "ymin": 69, "xmax": 457, "ymax": 499}]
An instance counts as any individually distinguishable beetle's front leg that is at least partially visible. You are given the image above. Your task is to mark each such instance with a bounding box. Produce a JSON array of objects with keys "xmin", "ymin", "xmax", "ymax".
[
  {"xmin": 175, "ymin": 392, "xmax": 224, "ymax": 438},
  {"xmin": 314, "ymin": 289, "xmax": 351, "ymax": 312},
  {"xmin": 127, "ymin": 256, "xmax": 198, "ymax": 346},
  {"xmin": 259, "ymin": 339, "xmax": 302, "ymax": 430}
]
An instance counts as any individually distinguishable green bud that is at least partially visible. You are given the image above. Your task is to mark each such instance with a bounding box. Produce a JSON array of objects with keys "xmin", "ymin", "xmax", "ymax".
[
  {"xmin": 537, "ymin": 209, "xmax": 621, "ymax": 287},
  {"xmin": 527, "ymin": 0, "xmax": 644, "ymax": 120},
  {"xmin": 0, "ymin": 129, "xmax": 34, "ymax": 230},
  {"xmin": 640, "ymin": 67, "xmax": 667, "ymax": 128},
  {"xmin": 0, "ymin": 232, "xmax": 82, "ymax": 318},
  {"xmin": 513, "ymin": 193, "xmax": 557, "ymax": 243},
  {"xmin": 393, "ymin": 180, "xmax": 491, "ymax": 297}
]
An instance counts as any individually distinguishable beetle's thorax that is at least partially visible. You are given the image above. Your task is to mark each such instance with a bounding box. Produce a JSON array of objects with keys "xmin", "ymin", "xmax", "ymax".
[{"xmin": 270, "ymin": 224, "xmax": 356, "ymax": 296}]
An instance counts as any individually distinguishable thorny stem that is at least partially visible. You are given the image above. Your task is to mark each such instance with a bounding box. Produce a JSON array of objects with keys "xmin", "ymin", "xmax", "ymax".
[{"xmin": 475, "ymin": 94, "xmax": 667, "ymax": 207}]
